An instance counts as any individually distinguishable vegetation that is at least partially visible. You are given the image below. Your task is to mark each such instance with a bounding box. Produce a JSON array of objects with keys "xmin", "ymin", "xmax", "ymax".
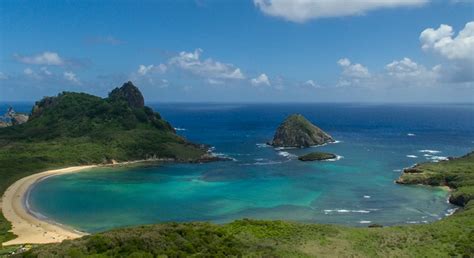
[
  {"xmin": 298, "ymin": 152, "xmax": 336, "ymax": 161},
  {"xmin": 397, "ymin": 151, "xmax": 474, "ymax": 206},
  {"xmin": 0, "ymin": 82, "xmax": 208, "ymax": 245},
  {"xmin": 21, "ymin": 153, "xmax": 474, "ymax": 257},
  {"xmin": 1, "ymin": 83, "xmax": 473, "ymax": 256}
]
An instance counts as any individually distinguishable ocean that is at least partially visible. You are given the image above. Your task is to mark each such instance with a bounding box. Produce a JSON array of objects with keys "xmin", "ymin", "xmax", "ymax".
[{"xmin": 13, "ymin": 102, "xmax": 474, "ymax": 233}]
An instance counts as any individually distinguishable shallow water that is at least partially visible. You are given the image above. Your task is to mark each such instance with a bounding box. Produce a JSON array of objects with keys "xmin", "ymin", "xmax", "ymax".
[{"xmin": 27, "ymin": 103, "xmax": 474, "ymax": 233}]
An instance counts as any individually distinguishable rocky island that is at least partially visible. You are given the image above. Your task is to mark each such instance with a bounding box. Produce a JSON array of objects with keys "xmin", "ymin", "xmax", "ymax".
[
  {"xmin": 269, "ymin": 114, "xmax": 334, "ymax": 148},
  {"xmin": 298, "ymin": 152, "xmax": 337, "ymax": 161}
]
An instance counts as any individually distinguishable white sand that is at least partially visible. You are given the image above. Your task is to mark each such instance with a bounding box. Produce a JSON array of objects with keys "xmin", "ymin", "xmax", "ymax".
[{"xmin": 1, "ymin": 165, "xmax": 97, "ymax": 245}]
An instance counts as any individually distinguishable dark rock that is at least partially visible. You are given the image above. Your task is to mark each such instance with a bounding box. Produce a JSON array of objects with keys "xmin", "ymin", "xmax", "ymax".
[
  {"xmin": 368, "ymin": 224, "xmax": 383, "ymax": 228},
  {"xmin": 108, "ymin": 81, "xmax": 145, "ymax": 109},
  {"xmin": 270, "ymin": 114, "xmax": 334, "ymax": 148},
  {"xmin": 31, "ymin": 96, "xmax": 58, "ymax": 119}
]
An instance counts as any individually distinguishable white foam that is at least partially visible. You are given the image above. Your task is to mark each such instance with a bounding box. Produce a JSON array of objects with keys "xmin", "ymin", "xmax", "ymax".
[
  {"xmin": 278, "ymin": 151, "xmax": 297, "ymax": 158},
  {"xmin": 256, "ymin": 143, "xmax": 270, "ymax": 148},
  {"xmin": 430, "ymin": 156, "xmax": 448, "ymax": 161},
  {"xmin": 274, "ymin": 146, "xmax": 297, "ymax": 150},
  {"xmin": 324, "ymin": 209, "xmax": 371, "ymax": 214},
  {"xmin": 212, "ymin": 152, "xmax": 237, "ymax": 161},
  {"xmin": 174, "ymin": 127, "xmax": 187, "ymax": 131},
  {"xmin": 423, "ymin": 154, "xmax": 432, "ymax": 157},
  {"xmin": 445, "ymin": 208, "xmax": 458, "ymax": 216},
  {"xmin": 406, "ymin": 155, "xmax": 418, "ymax": 158},
  {"xmin": 407, "ymin": 133, "xmax": 416, "ymax": 136},
  {"xmin": 419, "ymin": 149, "xmax": 441, "ymax": 154},
  {"xmin": 363, "ymin": 195, "xmax": 371, "ymax": 199},
  {"xmin": 331, "ymin": 140, "xmax": 342, "ymax": 144},
  {"xmin": 406, "ymin": 221, "xmax": 419, "ymax": 224},
  {"xmin": 393, "ymin": 169, "xmax": 402, "ymax": 172},
  {"xmin": 325, "ymin": 155, "xmax": 343, "ymax": 162},
  {"xmin": 359, "ymin": 221, "xmax": 372, "ymax": 224}
]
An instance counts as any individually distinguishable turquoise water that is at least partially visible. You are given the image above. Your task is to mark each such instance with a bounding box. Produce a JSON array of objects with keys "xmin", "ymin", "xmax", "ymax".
[{"xmin": 27, "ymin": 103, "xmax": 474, "ymax": 233}]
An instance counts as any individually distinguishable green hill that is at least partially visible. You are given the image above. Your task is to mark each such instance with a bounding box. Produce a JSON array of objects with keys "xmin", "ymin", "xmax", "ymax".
[{"xmin": 0, "ymin": 82, "xmax": 212, "ymax": 246}]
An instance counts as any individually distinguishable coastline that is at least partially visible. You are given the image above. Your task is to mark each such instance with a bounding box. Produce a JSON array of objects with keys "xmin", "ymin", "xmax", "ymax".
[
  {"xmin": 1, "ymin": 165, "xmax": 96, "ymax": 245},
  {"xmin": 0, "ymin": 159, "xmax": 171, "ymax": 246}
]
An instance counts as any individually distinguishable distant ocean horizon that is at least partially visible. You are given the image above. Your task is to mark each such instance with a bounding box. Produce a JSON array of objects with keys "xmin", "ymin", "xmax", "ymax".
[{"xmin": 6, "ymin": 102, "xmax": 474, "ymax": 233}]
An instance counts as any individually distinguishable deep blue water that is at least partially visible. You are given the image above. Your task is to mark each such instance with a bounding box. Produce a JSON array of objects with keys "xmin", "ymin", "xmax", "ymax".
[{"xmin": 13, "ymin": 102, "xmax": 474, "ymax": 233}]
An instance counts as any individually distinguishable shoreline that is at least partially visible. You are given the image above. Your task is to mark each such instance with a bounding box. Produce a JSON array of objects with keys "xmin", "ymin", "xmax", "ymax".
[
  {"xmin": 1, "ymin": 165, "xmax": 96, "ymax": 246},
  {"xmin": 1, "ymin": 159, "xmax": 170, "ymax": 246},
  {"xmin": 1, "ymin": 157, "xmax": 461, "ymax": 246}
]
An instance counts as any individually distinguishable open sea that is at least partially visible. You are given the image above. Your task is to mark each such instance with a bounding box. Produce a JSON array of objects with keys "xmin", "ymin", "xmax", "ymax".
[{"xmin": 7, "ymin": 102, "xmax": 473, "ymax": 233}]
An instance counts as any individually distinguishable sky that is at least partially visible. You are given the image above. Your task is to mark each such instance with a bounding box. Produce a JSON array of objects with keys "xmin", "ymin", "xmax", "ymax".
[{"xmin": 0, "ymin": 0, "xmax": 473, "ymax": 103}]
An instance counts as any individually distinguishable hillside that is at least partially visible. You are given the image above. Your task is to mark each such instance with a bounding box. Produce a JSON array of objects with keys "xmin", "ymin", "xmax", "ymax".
[
  {"xmin": 0, "ymin": 82, "xmax": 212, "ymax": 246},
  {"xmin": 21, "ymin": 152, "xmax": 474, "ymax": 257}
]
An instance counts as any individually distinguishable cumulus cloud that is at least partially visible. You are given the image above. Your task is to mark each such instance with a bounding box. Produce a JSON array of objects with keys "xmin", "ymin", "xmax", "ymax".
[
  {"xmin": 385, "ymin": 57, "xmax": 440, "ymax": 83},
  {"xmin": 420, "ymin": 21, "xmax": 474, "ymax": 61},
  {"xmin": 420, "ymin": 21, "xmax": 474, "ymax": 82},
  {"xmin": 63, "ymin": 71, "xmax": 80, "ymax": 84},
  {"xmin": 138, "ymin": 65, "xmax": 154, "ymax": 76},
  {"xmin": 137, "ymin": 64, "xmax": 167, "ymax": 76},
  {"xmin": 169, "ymin": 49, "xmax": 245, "ymax": 80},
  {"xmin": 254, "ymin": 0, "xmax": 427, "ymax": 22},
  {"xmin": 15, "ymin": 51, "xmax": 64, "ymax": 65},
  {"xmin": 338, "ymin": 58, "xmax": 370, "ymax": 78},
  {"xmin": 251, "ymin": 73, "xmax": 270, "ymax": 86},
  {"xmin": 304, "ymin": 80, "xmax": 319, "ymax": 88}
]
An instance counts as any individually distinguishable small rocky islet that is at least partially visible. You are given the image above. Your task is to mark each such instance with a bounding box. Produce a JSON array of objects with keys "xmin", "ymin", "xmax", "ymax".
[
  {"xmin": 269, "ymin": 114, "xmax": 337, "ymax": 161},
  {"xmin": 269, "ymin": 114, "xmax": 334, "ymax": 148}
]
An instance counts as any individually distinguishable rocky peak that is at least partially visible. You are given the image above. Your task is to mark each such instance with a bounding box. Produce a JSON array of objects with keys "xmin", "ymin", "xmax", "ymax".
[
  {"xmin": 108, "ymin": 81, "xmax": 145, "ymax": 109},
  {"xmin": 270, "ymin": 114, "xmax": 334, "ymax": 148}
]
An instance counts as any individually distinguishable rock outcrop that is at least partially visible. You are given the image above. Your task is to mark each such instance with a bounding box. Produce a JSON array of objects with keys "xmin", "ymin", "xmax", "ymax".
[
  {"xmin": 270, "ymin": 114, "xmax": 334, "ymax": 148},
  {"xmin": 108, "ymin": 81, "xmax": 145, "ymax": 109}
]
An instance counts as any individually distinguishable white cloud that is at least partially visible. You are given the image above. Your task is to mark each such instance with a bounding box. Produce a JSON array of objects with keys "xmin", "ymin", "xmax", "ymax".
[
  {"xmin": 63, "ymin": 71, "xmax": 80, "ymax": 84},
  {"xmin": 254, "ymin": 0, "xmax": 427, "ymax": 22},
  {"xmin": 251, "ymin": 73, "xmax": 270, "ymax": 86},
  {"xmin": 169, "ymin": 49, "xmax": 245, "ymax": 80},
  {"xmin": 137, "ymin": 64, "xmax": 167, "ymax": 76},
  {"xmin": 420, "ymin": 21, "xmax": 474, "ymax": 61},
  {"xmin": 338, "ymin": 58, "xmax": 370, "ymax": 78},
  {"xmin": 385, "ymin": 57, "xmax": 439, "ymax": 83},
  {"xmin": 16, "ymin": 51, "xmax": 64, "ymax": 65},
  {"xmin": 138, "ymin": 65, "xmax": 154, "ymax": 76},
  {"xmin": 304, "ymin": 80, "xmax": 319, "ymax": 88}
]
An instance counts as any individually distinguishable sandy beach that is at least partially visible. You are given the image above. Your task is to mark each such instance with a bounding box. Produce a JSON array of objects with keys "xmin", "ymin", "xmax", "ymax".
[{"xmin": 1, "ymin": 165, "xmax": 97, "ymax": 246}]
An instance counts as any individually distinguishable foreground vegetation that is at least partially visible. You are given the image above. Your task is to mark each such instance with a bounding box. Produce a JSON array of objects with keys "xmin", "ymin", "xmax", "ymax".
[{"xmin": 20, "ymin": 152, "xmax": 474, "ymax": 257}]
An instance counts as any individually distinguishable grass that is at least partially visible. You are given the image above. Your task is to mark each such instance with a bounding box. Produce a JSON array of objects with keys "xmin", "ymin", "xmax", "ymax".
[{"xmin": 20, "ymin": 152, "xmax": 474, "ymax": 257}]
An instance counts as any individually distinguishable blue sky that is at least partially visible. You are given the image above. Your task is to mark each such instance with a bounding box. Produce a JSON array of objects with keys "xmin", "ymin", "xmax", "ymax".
[{"xmin": 0, "ymin": 0, "xmax": 473, "ymax": 102}]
